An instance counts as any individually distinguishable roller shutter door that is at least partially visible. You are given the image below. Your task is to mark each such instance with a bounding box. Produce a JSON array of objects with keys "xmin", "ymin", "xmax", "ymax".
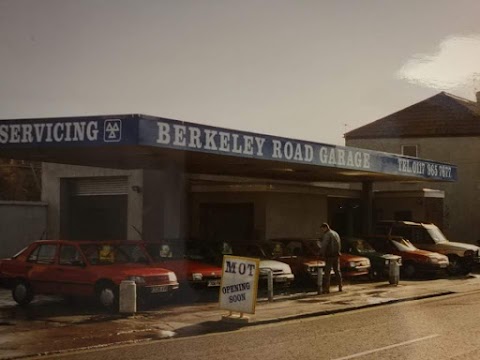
[{"xmin": 72, "ymin": 177, "xmax": 128, "ymax": 196}]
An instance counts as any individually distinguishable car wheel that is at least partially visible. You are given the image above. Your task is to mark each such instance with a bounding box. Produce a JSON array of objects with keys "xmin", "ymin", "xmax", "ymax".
[
  {"xmin": 403, "ymin": 262, "xmax": 416, "ymax": 278},
  {"xmin": 446, "ymin": 256, "xmax": 463, "ymax": 276},
  {"xmin": 368, "ymin": 269, "xmax": 379, "ymax": 280},
  {"xmin": 96, "ymin": 283, "xmax": 118, "ymax": 310},
  {"xmin": 12, "ymin": 280, "xmax": 34, "ymax": 306}
]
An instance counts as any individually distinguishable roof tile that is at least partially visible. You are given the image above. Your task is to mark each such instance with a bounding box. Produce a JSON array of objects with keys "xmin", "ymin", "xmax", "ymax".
[{"xmin": 345, "ymin": 92, "xmax": 480, "ymax": 139}]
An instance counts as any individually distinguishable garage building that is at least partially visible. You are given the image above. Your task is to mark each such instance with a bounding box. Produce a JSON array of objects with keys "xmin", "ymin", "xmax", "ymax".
[{"xmin": 0, "ymin": 114, "xmax": 456, "ymax": 250}]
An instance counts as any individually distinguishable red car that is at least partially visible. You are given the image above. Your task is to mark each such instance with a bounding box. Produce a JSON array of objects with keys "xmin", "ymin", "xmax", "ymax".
[
  {"xmin": 270, "ymin": 238, "xmax": 371, "ymax": 280},
  {"xmin": 0, "ymin": 240, "xmax": 179, "ymax": 308},
  {"xmin": 142, "ymin": 241, "xmax": 222, "ymax": 289},
  {"xmin": 365, "ymin": 235, "xmax": 449, "ymax": 278}
]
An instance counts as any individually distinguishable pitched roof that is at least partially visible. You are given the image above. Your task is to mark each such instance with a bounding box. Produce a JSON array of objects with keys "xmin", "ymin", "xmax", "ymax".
[{"xmin": 345, "ymin": 92, "xmax": 480, "ymax": 139}]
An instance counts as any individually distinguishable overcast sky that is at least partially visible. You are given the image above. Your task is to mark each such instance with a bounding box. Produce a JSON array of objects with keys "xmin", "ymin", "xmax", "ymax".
[{"xmin": 1, "ymin": 0, "xmax": 479, "ymax": 145}]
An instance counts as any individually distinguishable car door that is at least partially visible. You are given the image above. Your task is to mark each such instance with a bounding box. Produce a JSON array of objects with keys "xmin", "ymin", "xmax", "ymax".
[
  {"xmin": 55, "ymin": 244, "xmax": 95, "ymax": 296},
  {"xmin": 27, "ymin": 243, "xmax": 60, "ymax": 294}
]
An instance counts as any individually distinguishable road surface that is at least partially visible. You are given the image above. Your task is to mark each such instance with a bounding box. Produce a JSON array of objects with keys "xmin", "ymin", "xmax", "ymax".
[{"xmin": 37, "ymin": 289, "xmax": 480, "ymax": 360}]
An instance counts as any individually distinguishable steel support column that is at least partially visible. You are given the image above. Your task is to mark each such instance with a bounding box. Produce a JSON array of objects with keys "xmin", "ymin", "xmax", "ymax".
[{"xmin": 362, "ymin": 181, "xmax": 374, "ymax": 235}]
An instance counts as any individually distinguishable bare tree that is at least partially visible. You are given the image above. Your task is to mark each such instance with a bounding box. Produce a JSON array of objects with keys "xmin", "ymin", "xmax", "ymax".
[{"xmin": 0, "ymin": 159, "xmax": 41, "ymax": 201}]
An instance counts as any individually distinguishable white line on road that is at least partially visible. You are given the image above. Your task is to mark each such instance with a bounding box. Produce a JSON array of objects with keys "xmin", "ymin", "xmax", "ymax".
[{"xmin": 332, "ymin": 334, "xmax": 440, "ymax": 360}]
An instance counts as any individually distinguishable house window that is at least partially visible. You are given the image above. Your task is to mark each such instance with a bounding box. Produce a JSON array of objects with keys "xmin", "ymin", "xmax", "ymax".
[{"xmin": 401, "ymin": 145, "xmax": 418, "ymax": 157}]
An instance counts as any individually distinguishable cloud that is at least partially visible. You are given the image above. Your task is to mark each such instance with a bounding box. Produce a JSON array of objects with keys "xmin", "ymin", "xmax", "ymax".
[{"xmin": 397, "ymin": 35, "xmax": 480, "ymax": 94}]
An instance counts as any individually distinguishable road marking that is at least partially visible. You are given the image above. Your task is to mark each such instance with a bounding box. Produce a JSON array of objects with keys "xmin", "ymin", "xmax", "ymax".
[{"xmin": 332, "ymin": 334, "xmax": 440, "ymax": 360}]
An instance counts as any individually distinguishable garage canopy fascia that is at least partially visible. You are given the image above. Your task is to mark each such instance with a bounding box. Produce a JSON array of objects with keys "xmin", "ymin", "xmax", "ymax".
[{"xmin": 0, "ymin": 114, "xmax": 457, "ymax": 183}]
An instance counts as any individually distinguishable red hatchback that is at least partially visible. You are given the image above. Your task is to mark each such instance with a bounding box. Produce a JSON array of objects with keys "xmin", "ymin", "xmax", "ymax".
[
  {"xmin": 365, "ymin": 235, "xmax": 449, "ymax": 278},
  {"xmin": 0, "ymin": 240, "xmax": 179, "ymax": 308},
  {"xmin": 142, "ymin": 241, "xmax": 223, "ymax": 289}
]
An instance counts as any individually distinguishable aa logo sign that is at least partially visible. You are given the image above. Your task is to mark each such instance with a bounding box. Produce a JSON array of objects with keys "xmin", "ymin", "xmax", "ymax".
[{"xmin": 104, "ymin": 119, "xmax": 122, "ymax": 142}]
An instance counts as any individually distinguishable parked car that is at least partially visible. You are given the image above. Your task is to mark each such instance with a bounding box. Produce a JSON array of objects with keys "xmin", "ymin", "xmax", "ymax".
[
  {"xmin": 342, "ymin": 237, "xmax": 401, "ymax": 279},
  {"xmin": 375, "ymin": 220, "xmax": 480, "ymax": 275},
  {"xmin": 266, "ymin": 239, "xmax": 325, "ymax": 285},
  {"xmin": 213, "ymin": 241, "xmax": 295, "ymax": 288},
  {"xmin": 269, "ymin": 238, "xmax": 371, "ymax": 282},
  {"xmin": 0, "ymin": 240, "xmax": 179, "ymax": 309},
  {"xmin": 365, "ymin": 235, "xmax": 449, "ymax": 278},
  {"xmin": 142, "ymin": 241, "xmax": 222, "ymax": 289}
]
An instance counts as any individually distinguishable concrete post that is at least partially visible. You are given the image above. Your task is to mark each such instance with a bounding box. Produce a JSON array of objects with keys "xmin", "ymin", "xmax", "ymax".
[
  {"xmin": 317, "ymin": 267, "xmax": 324, "ymax": 295},
  {"xmin": 119, "ymin": 280, "xmax": 137, "ymax": 314},
  {"xmin": 267, "ymin": 269, "xmax": 274, "ymax": 302}
]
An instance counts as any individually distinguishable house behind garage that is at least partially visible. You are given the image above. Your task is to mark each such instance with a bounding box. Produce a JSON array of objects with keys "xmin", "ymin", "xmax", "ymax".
[{"xmin": 345, "ymin": 91, "xmax": 480, "ymax": 244}]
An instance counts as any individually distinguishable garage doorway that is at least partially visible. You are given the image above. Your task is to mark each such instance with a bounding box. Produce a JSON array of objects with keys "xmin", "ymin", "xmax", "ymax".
[
  {"xmin": 199, "ymin": 203, "xmax": 254, "ymax": 243},
  {"xmin": 62, "ymin": 177, "xmax": 128, "ymax": 241},
  {"xmin": 328, "ymin": 197, "xmax": 362, "ymax": 237}
]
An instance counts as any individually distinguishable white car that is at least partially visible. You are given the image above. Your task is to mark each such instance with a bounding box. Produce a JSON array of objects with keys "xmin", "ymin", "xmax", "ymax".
[
  {"xmin": 227, "ymin": 242, "xmax": 295, "ymax": 287},
  {"xmin": 258, "ymin": 259, "xmax": 295, "ymax": 287}
]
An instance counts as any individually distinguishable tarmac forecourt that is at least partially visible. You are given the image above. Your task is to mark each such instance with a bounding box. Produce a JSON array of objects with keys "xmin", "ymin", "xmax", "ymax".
[{"xmin": 1, "ymin": 275, "xmax": 479, "ymax": 360}]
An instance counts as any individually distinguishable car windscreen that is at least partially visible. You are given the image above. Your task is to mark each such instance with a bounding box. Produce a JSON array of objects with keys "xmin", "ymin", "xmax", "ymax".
[
  {"xmin": 144, "ymin": 243, "xmax": 186, "ymax": 261},
  {"xmin": 348, "ymin": 239, "xmax": 376, "ymax": 254},
  {"xmin": 271, "ymin": 240, "xmax": 305, "ymax": 256},
  {"xmin": 425, "ymin": 225, "xmax": 449, "ymax": 244},
  {"xmin": 80, "ymin": 244, "xmax": 149, "ymax": 265},
  {"xmin": 304, "ymin": 240, "xmax": 322, "ymax": 256},
  {"xmin": 391, "ymin": 238, "xmax": 417, "ymax": 252},
  {"xmin": 231, "ymin": 243, "xmax": 267, "ymax": 258},
  {"xmin": 12, "ymin": 247, "xmax": 27, "ymax": 259}
]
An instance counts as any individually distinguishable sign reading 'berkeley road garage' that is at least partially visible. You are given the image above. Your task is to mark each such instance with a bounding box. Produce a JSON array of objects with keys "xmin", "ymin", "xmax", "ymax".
[
  {"xmin": 219, "ymin": 256, "xmax": 260, "ymax": 314},
  {"xmin": 0, "ymin": 115, "xmax": 457, "ymax": 182},
  {"xmin": 138, "ymin": 117, "xmax": 457, "ymax": 181}
]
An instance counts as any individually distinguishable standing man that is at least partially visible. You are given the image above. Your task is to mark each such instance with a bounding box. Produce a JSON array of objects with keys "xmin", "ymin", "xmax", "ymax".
[{"xmin": 320, "ymin": 223, "xmax": 343, "ymax": 293}]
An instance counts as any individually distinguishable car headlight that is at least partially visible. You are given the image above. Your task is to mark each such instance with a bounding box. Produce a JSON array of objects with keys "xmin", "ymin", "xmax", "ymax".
[
  {"xmin": 127, "ymin": 276, "xmax": 146, "ymax": 285},
  {"xmin": 348, "ymin": 261, "xmax": 356, "ymax": 268},
  {"xmin": 168, "ymin": 271, "xmax": 177, "ymax": 282},
  {"xmin": 192, "ymin": 272, "xmax": 203, "ymax": 281}
]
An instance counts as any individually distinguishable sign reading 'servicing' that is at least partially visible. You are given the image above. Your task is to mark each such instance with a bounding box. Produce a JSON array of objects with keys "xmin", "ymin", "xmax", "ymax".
[{"xmin": 219, "ymin": 256, "xmax": 260, "ymax": 315}]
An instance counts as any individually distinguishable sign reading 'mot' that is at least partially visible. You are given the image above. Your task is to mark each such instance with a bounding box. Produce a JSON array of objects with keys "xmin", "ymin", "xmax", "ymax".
[{"xmin": 219, "ymin": 256, "xmax": 260, "ymax": 315}]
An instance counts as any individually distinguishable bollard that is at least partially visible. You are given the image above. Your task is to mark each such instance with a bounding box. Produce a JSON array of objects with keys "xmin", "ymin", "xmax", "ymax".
[
  {"xmin": 119, "ymin": 280, "xmax": 137, "ymax": 314},
  {"xmin": 267, "ymin": 269, "xmax": 274, "ymax": 302},
  {"xmin": 388, "ymin": 258, "xmax": 400, "ymax": 285},
  {"xmin": 317, "ymin": 267, "xmax": 324, "ymax": 295}
]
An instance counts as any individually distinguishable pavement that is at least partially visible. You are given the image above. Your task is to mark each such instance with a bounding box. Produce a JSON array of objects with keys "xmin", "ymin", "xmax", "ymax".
[{"xmin": 2, "ymin": 274, "xmax": 480, "ymax": 359}]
